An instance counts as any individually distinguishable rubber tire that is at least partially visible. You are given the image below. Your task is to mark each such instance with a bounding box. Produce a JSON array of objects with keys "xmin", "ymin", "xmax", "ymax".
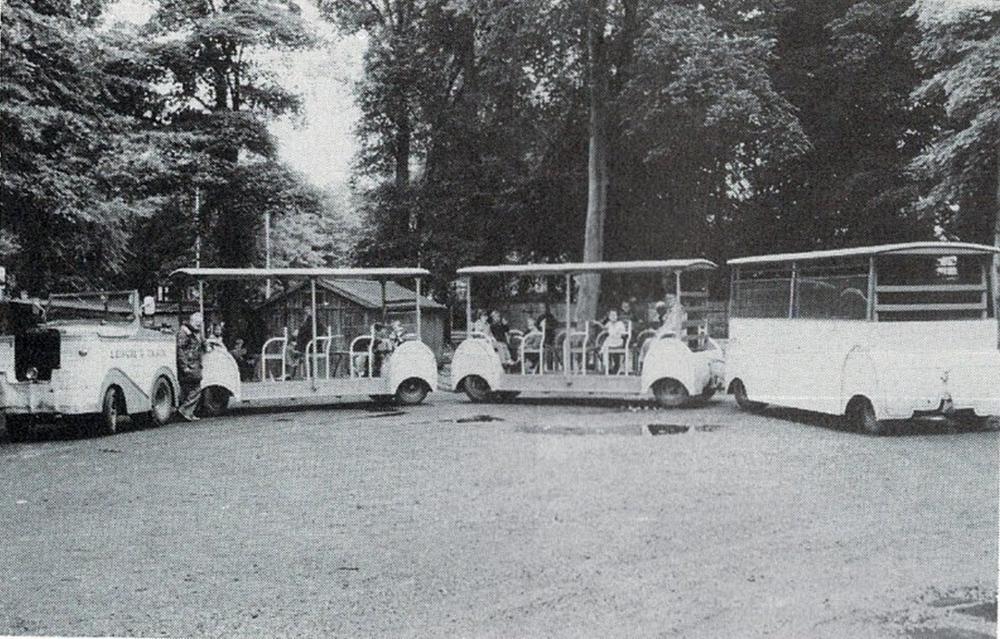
[
  {"xmin": 139, "ymin": 376, "xmax": 175, "ymax": 427},
  {"xmin": 652, "ymin": 378, "xmax": 690, "ymax": 408},
  {"xmin": 395, "ymin": 378, "xmax": 429, "ymax": 406},
  {"xmin": 462, "ymin": 376, "xmax": 492, "ymax": 403},
  {"xmin": 199, "ymin": 385, "xmax": 230, "ymax": 417},
  {"xmin": 4, "ymin": 416, "xmax": 32, "ymax": 443},
  {"xmin": 850, "ymin": 397, "xmax": 888, "ymax": 435},
  {"xmin": 733, "ymin": 380, "xmax": 766, "ymax": 411},
  {"xmin": 95, "ymin": 386, "xmax": 123, "ymax": 437}
]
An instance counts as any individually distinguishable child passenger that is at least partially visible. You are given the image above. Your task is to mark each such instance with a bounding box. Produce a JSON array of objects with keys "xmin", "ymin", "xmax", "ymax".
[{"xmin": 601, "ymin": 309, "xmax": 628, "ymax": 374}]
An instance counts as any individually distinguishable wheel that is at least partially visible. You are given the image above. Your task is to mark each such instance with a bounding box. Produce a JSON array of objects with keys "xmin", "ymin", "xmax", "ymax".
[
  {"xmin": 462, "ymin": 376, "xmax": 492, "ymax": 403},
  {"xmin": 198, "ymin": 385, "xmax": 230, "ymax": 417},
  {"xmin": 652, "ymin": 378, "xmax": 690, "ymax": 408},
  {"xmin": 395, "ymin": 378, "xmax": 429, "ymax": 406},
  {"xmin": 848, "ymin": 397, "xmax": 888, "ymax": 435},
  {"xmin": 732, "ymin": 379, "xmax": 766, "ymax": 411},
  {"xmin": 95, "ymin": 386, "xmax": 124, "ymax": 436},
  {"xmin": 139, "ymin": 376, "xmax": 174, "ymax": 427},
  {"xmin": 4, "ymin": 416, "xmax": 32, "ymax": 443}
]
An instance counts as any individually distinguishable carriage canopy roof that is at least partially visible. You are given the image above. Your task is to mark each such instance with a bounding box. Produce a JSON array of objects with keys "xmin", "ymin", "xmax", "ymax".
[
  {"xmin": 170, "ymin": 267, "xmax": 430, "ymax": 281},
  {"xmin": 728, "ymin": 241, "xmax": 1000, "ymax": 266},
  {"xmin": 457, "ymin": 259, "xmax": 717, "ymax": 277}
]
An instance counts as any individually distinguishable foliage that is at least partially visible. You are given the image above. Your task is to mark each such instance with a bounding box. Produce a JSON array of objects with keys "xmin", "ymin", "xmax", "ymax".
[
  {"xmin": 908, "ymin": 0, "xmax": 999, "ymax": 244},
  {"xmin": 0, "ymin": 0, "xmax": 153, "ymax": 292}
]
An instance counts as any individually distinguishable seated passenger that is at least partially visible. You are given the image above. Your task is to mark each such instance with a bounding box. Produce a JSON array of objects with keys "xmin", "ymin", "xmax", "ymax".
[
  {"xmin": 601, "ymin": 309, "xmax": 628, "ymax": 373},
  {"xmin": 488, "ymin": 310, "xmax": 513, "ymax": 367},
  {"xmin": 472, "ymin": 309, "xmax": 491, "ymax": 337}
]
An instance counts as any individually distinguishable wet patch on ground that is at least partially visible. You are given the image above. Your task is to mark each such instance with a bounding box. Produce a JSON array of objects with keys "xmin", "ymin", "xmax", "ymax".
[
  {"xmin": 905, "ymin": 628, "xmax": 994, "ymax": 639},
  {"xmin": 455, "ymin": 415, "xmax": 504, "ymax": 424},
  {"xmin": 647, "ymin": 424, "xmax": 689, "ymax": 435},
  {"xmin": 517, "ymin": 423, "xmax": 645, "ymax": 436},
  {"xmin": 955, "ymin": 602, "xmax": 997, "ymax": 622},
  {"xmin": 896, "ymin": 588, "xmax": 997, "ymax": 639},
  {"xmin": 365, "ymin": 411, "xmax": 407, "ymax": 419}
]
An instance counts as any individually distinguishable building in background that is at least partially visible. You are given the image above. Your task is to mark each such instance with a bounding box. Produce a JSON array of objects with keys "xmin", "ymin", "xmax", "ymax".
[{"xmin": 258, "ymin": 279, "xmax": 446, "ymax": 358}]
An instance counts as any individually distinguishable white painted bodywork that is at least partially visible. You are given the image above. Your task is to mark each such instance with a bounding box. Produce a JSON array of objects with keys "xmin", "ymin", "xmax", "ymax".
[
  {"xmin": 450, "ymin": 334, "xmax": 723, "ymax": 400},
  {"xmin": 726, "ymin": 318, "xmax": 1000, "ymax": 419},
  {"xmin": 201, "ymin": 345, "xmax": 242, "ymax": 403},
  {"xmin": 0, "ymin": 323, "xmax": 185, "ymax": 417},
  {"xmin": 237, "ymin": 339, "xmax": 438, "ymax": 405}
]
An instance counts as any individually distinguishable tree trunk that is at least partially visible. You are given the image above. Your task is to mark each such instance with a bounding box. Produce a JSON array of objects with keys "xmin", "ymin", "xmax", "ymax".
[{"xmin": 578, "ymin": 0, "xmax": 609, "ymax": 322}]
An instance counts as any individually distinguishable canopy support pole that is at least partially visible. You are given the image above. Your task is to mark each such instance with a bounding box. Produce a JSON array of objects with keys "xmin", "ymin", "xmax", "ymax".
[
  {"xmin": 565, "ymin": 274, "xmax": 572, "ymax": 374},
  {"xmin": 198, "ymin": 280, "xmax": 205, "ymax": 339},
  {"xmin": 465, "ymin": 277, "xmax": 472, "ymax": 333},
  {"xmin": 310, "ymin": 278, "xmax": 318, "ymax": 388},
  {"xmin": 415, "ymin": 277, "xmax": 422, "ymax": 340},
  {"xmin": 788, "ymin": 262, "xmax": 798, "ymax": 319},
  {"xmin": 380, "ymin": 280, "xmax": 387, "ymax": 325},
  {"xmin": 868, "ymin": 257, "xmax": 877, "ymax": 321}
]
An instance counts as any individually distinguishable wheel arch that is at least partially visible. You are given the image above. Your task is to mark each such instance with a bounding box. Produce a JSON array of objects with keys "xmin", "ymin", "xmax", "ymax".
[
  {"xmin": 385, "ymin": 341, "xmax": 438, "ymax": 395},
  {"xmin": 99, "ymin": 368, "xmax": 149, "ymax": 415}
]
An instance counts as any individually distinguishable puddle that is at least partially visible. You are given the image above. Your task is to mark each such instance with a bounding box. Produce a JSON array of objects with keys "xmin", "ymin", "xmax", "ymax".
[
  {"xmin": 648, "ymin": 424, "xmax": 689, "ymax": 435},
  {"xmin": 906, "ymin": 629, "xmax": 994, "ymax": 639},
  {"xmin": 517, "ymin": 423, "xmax": 643, "ymax": 436},
  {"xmin": 929, "ymin": 597, "xmax": 978, "ymax": 608},
  {"xmin": 695, "ymin": 424, "xmax": 726, "ymax": 432},
  {"xmin": 366, "ymin": 411, "xmax": 407, "ymax": 419},
  {"xmin": 956, "ymin": 602, "xmax": 997, "ymax": 622},
  {"xmin": 456, "ymin": 415, "xmax": 504, "ymax": 424}
]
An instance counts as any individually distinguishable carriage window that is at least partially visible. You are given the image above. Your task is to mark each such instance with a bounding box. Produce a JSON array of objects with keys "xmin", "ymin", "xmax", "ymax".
[
  {"xmin": 731, "ymin": 268, "xmax": 792, "ymax": 318},
  {"xmin": 875, "ymin": 254, "xmax": 992, "ymax": 321},
  {"xmin": 795, "ymin": 262, "xmax": 868, "ymax": 320}
]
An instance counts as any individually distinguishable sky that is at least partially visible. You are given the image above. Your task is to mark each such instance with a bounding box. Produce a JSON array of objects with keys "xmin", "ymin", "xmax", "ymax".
[{"xmin": 107, "ymin": 0, "xmax": 364, "ymax": 191}]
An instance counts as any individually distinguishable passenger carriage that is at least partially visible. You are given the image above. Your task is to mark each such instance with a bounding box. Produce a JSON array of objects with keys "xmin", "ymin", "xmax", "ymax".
[
  {"xmin": 170, "ymin": 267, "xmax": 438, "ymax": 414},
  {"xmin": 450, "ymin": 260, "xmax": 725, "ymax": 407},
  {"xmin": 725, "ymin": 242, "xmax": 1000, "ymax": 434}
]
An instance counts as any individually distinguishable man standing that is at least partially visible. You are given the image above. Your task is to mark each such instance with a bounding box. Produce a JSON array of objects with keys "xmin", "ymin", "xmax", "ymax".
[{"xmin": 176, "ymin": 311, "xmax": 205, "ymax": 421}]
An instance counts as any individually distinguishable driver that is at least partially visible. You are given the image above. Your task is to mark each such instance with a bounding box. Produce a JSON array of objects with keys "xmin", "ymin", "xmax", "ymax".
[{"xmin": 176, "ymin": 311, "xmax": 206, "ymax": 422}]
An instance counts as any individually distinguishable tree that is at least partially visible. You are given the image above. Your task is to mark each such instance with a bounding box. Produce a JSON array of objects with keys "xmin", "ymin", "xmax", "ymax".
[
  {"xmin": 749, "ymin": 0, "xmax": 936, "ymax": 257},
  {"xmin": 0, "ymin": 0, "xmax": 162, "ymax": 293},
  {"xmin": 908, "ymin": 0, "xmax": 1000, "ymax": 321},
  {"xmin": 139, "ymin": 0, "xmax": 320, "ymax": 320}
]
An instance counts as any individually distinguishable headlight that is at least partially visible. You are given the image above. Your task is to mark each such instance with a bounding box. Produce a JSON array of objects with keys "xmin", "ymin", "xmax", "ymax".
[{"xmin": 25, "ymin": 366, "xmax": 38, "ymax": 381}]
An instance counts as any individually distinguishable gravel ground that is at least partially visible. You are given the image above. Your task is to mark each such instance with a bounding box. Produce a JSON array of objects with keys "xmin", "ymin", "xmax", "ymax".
[{"xmin": 0, "ymin": 394, "xmax": 996, "ymax": 638}]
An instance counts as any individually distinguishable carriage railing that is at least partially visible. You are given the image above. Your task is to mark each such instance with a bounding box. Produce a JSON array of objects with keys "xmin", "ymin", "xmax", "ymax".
[
  {"xmin": 349, "ymin": 325, "xmax": 378, "ymax": 378},
  {"xmin": 261, "ymin": 328, "xmax": 289, "ymax": 381},
  {"xmin": 305, "ymin": 327, "xmax": 339, "ymax": 379},
  {"xmin": 874, "ymin": 282, "xmax": 990, "ymax": 321}
]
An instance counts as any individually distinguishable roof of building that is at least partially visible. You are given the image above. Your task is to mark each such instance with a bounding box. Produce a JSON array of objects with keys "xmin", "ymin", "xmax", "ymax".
[
  {"xmin": 457, "ymin": 259, "xmax": 717, "ymax": 276},
  {"xmin": 728, "ymin": 241, "xmax": 1000, "ymax": 265},
  {"xmin": 171, "ymin": 266, "xmax": 429, "ymax": 281},
  {"xmin": 259, "ymin": 278, "xmax": 444, "ymax": 310}
]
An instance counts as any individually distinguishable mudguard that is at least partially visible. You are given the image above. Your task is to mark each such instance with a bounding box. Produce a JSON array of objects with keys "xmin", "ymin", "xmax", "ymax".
[
  {"xmin": 99, "ymin": 368, "xmax": 150, "ymax": 414},
  {"xmin": 640, "ymin": 337, "xmax": 716, "ymax": 396},
  {"xmin": 841, "ymin": 347, "xmax": 882, "ymax": 417},
  {"xmin": 449, "ymin": 338, "xmax": 502, "ymax": 392},
  {"xmin": 201, "ymin": 346, "xmax": 242, "ymax": 402},
  {"xmin": 385, "ymin": 340, "xmax": 438, "ymax": 394}
]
